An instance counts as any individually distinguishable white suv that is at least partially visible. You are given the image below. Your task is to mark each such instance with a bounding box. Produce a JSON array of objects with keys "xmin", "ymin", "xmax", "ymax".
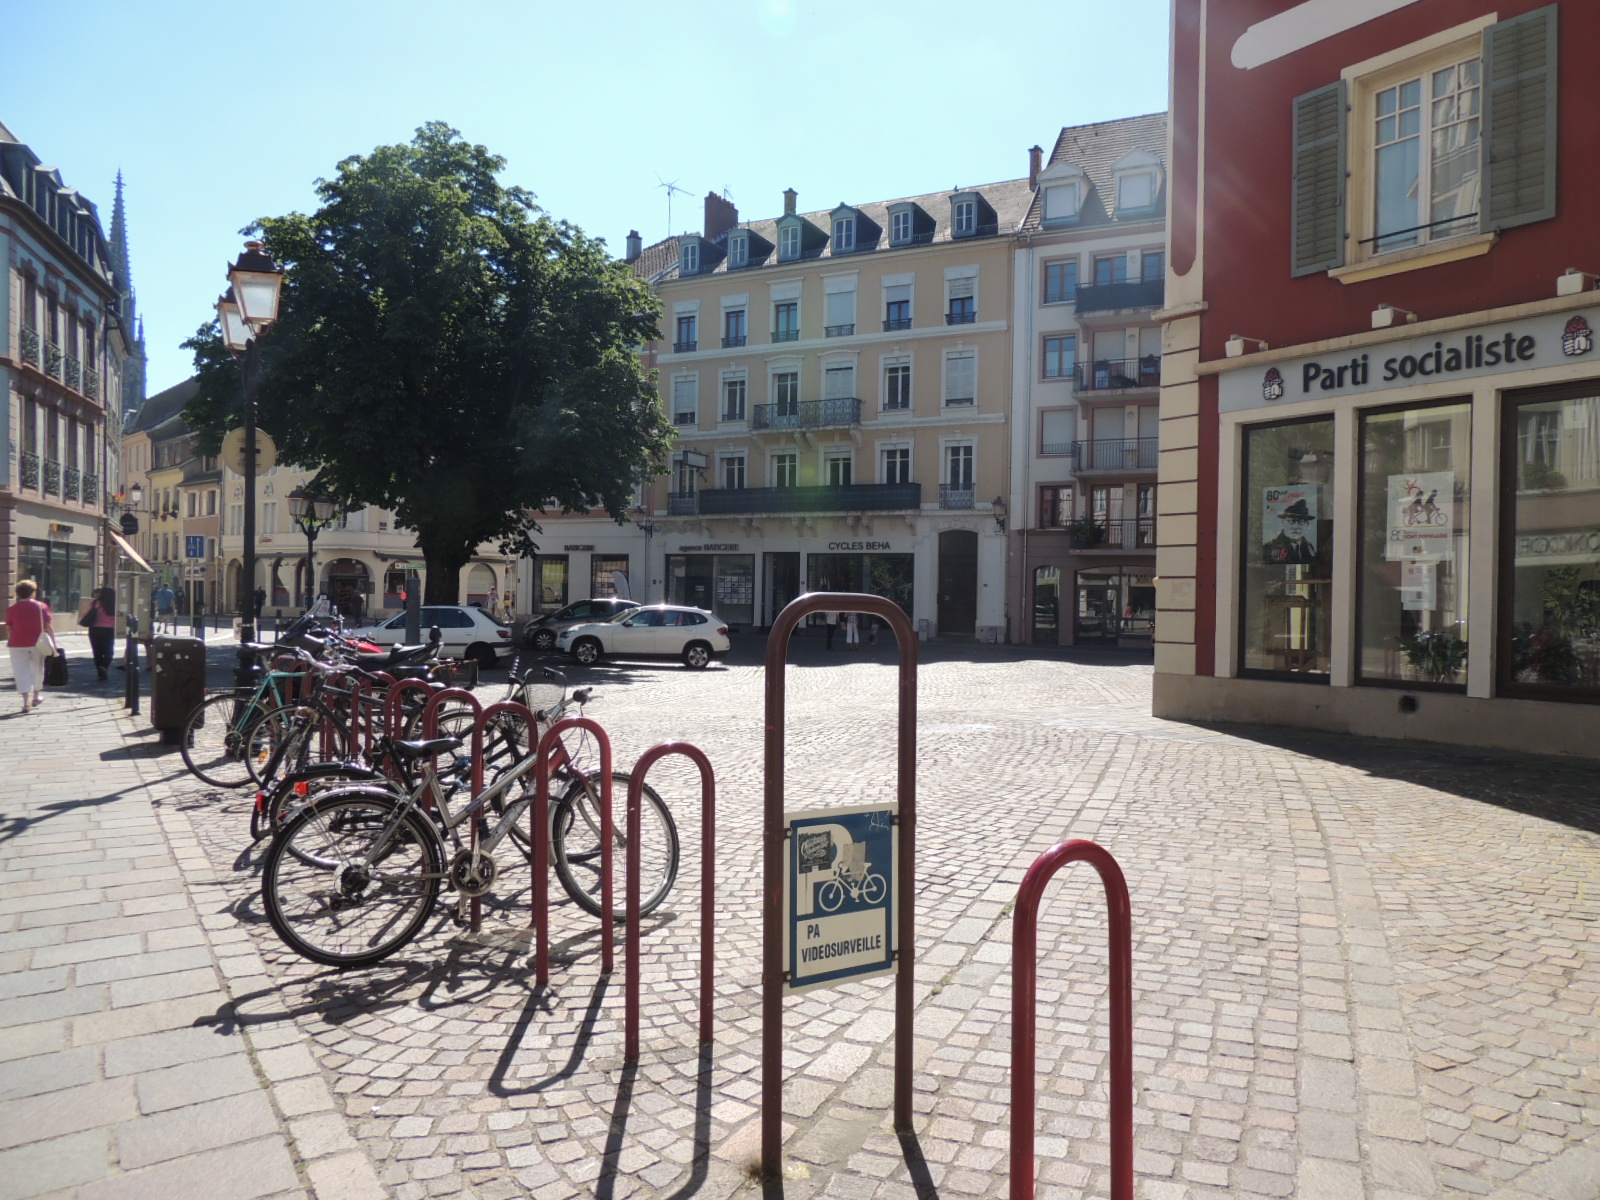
[{"xmin": 556, "ymin": 604, "xmax": 730, "ymax": 669}]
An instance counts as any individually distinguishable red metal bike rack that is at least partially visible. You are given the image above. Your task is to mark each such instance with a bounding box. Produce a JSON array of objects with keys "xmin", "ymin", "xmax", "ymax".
[
  {"xmin": 351, "ymin": 670, "xmax": 395, "ymax": 755},
  {"xmin": 763, "ymin": 591, "xmax": 918, "ymax": 1175},
  {"xmin": 1010, "ymin": 839, "xmax": 1133, "ymax": 1200},
  {"xmin": 623, "ymin": 742, "xmax": 716, "ymax": 1064},
  {"xmin": 382, "ymin": 677, "xmax": 437, "ymax": 742},
  {"xmin": 422, "ymin": 688, "xmax": 486, "ymax": 929},
  {"xmin": 529, "ymin": 717, "xmax": 614, "ymax": 988}
]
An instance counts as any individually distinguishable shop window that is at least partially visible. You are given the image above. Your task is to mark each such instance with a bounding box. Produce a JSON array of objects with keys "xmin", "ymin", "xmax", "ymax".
[
  {"xmin": 1240, "ymin": 417, "xmax": 1336, "ymax": 678},
  {"xmin": 1498, "ymin": 384, "xmax": 1600, "ymax": 701},
  {"xmin": 591, "ymin": 556, "xmax": 629, "ymax": 599},
  {"xmin": 1358, "ymin": 401, "xmax": 1472, "ymax": 688}
]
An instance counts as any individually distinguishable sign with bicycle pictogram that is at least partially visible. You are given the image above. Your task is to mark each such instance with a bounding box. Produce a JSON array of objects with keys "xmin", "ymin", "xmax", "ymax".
[{"xmin": 783, "ymin": 803, "xmax": 896, "ymax": 992}]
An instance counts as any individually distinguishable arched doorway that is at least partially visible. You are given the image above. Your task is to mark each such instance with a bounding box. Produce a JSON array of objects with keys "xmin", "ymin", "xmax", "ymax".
[
  {"xmin": 325, "ymin": 558, "xmax": 372, "ymax": 622},
  {"xmin": 936, "ymin": 530, "xmax": 978, "ymax": 636},
  {"xmin": 466, "ymin": 563, "xmax": 497, "ymax": 610}
]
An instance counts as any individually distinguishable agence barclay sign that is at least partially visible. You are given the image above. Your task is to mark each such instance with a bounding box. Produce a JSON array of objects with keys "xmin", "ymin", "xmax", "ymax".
[{"xmin": 1219, "ymin": 309, "xmax": 1595, "ymax": 413}]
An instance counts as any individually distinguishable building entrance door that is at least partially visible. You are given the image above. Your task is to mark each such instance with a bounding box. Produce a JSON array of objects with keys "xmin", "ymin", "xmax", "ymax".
[
  {"xmin": 764, "ymin": 552, "xmax": 799, "ymax": 627},
  {"xmin": 1076, "ymin": 573, "xmax": 1121, "ymax": 644},
  {"xmin": 936, "ymin": 530, "xmax": 977, "ymax": 636}
]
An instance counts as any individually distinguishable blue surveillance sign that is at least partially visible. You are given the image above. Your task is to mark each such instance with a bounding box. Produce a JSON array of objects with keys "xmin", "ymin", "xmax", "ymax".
[{"xmin": 783, "ymin": 803, "xmax": 897, "ymax": 993}]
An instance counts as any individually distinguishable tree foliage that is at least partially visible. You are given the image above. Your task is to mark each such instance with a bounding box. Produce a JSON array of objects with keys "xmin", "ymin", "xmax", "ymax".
[{"xmin": 185, "ymin": 122, "xmax": 669, "ymax": 603}]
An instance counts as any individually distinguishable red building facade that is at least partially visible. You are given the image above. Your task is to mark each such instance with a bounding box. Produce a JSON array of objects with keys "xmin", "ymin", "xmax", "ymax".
[{"xmin": 1158, "ymin": 1, "xmax": 1600, "ymax": 756}]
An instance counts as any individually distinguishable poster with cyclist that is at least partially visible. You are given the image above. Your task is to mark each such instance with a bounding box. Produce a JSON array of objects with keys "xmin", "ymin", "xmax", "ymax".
[
  {"xmin": 1386, "ymin": 472, "xmax": 1455, "ymax": 560},
  {"xmin": 783, "ymin": 804, "xmax": 897, "ymax": 993}
]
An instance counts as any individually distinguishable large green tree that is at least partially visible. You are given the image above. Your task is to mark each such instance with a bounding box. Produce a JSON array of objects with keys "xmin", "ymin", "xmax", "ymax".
[{"xmin": 186, "ymin": 122, "xmax": 670, "ymax": 604}]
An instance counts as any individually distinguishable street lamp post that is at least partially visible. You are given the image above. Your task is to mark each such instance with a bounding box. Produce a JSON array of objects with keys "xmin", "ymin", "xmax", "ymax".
[
  {"xmin": 287, "ymin": 485, "xmax": 336, "ymax": 613},
  {"xmin": 216, "ymin": 241, "xmax": 284, "ymax": 686}
]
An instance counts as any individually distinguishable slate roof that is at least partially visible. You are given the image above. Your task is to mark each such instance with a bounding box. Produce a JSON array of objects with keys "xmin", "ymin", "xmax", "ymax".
[
  {"xmin": 628, "ymin": 236, "xmax": 683, "ymax": 284},
  {"xmin": 124, "ymin": 376, "xmax": 197, "ymax": 436},
  {"xmin": 1018, "ymin": 112, "xmax": 1169, "ymax": 234},
  {"xmin": 654, "ymin": 175, "xmax": 1038, "ymax": 283}
]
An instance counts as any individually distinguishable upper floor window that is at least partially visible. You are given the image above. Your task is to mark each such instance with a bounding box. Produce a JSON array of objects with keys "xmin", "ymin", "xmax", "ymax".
[
  {"xmin": 1094, "ymin": 254, "xmax": 1128, "ymax": 286},
  {"xmin": 953, "ymin": 199, "xmax": 977, "ymax": 237},
  {"xmin": 945, "ymin": 353, "xmax": 976, "ymax": 406},
  {"xmin": 1039, "ymin": 485, "xmax": 1074, "ymax": 528},
  {"xmin": 772, "ymin": 452, "xmax": 798, "ymax": 488},
  {"xmin": 1291, "ymin": 8, "xmax": 1554, "ymax": 277},
  {"xmin": 728, "ymin": 235, "xmax": 748, "ymax": 268},
  {"xmin": 825, "ymin": 452, "xmax": 853, "ymax": 487},
  {"xmin": 773, "ymin": 301, "xmax": 799, "ymax": 342},
  {"xmin": 883, "ymin": 359, "xmax": 911, "ymax": 410},
  {"xmin": 1141, "ymin": 250, "xmax": 1165, "ymax": 282},
  {"xmin": 721, "ymin": 454, "xmax": 746, "ymax": 491},
  {"xmin": 890, "ymin": 210, "xmax": 912, "ymax": 245},
  {"xmin": 884, "ymin": 283, "xmax": 911, "ymax": 331},
  {"xmin": 773, "ymin": 371, "xmax": 800, "ymax": 416},
  {"xmin": 723, "ymin": 309, "xmax": 747, "ymax": 347},
  {"xmin": 824, "ymin": 287, "xmax": 856, "ymax": 336},
  {"xmin": 722, "ymin": 376, "xmax": 747, "ymax": 422},
  {"xmin": 779, "ymin": 225, "xmax": 800, "ymax": 260},
  {"xmin": 1043, "ymin": 182, "xmax": 1080, "ymax": 223},
  {"xmin": 674, "ymin": 314, "xmax": 697, "ymax": 352},
  {"xmin": 946, "ymin": 277, "xmax": 976, "ymax": 325},
  {"xmin": 1043, "ymin": 335, "xmax": 1077, "ymax": 380},
  {"xmin": 824, "ymin": 364, "xmax": 856, "ymax": 401},
  {"xmin": 1044, "ymin": 260, "xmax": 1078, "ymax": 304},
  {"xmin": 681, "ymin": 242, "xmax": 700, "ymax": 275},
  {"xmin": 1116, "ymin": 172, "xmax": 1156, "ymax": 212},
  {"xmin": 833, "ymin": 216, "xmax": 855, "ymax": 252},
  {"xmin": 882, "ymin": 446, "xmax": 911, "ymax": 485},
  {"xmin": 672, "ymin": 376, "xmax": 697, "ymax": 426}
]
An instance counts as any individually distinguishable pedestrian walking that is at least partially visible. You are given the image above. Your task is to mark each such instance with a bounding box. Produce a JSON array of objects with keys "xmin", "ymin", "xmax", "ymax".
[
  {"xmin": 844, "ymin": 610, "xmax": 860, "ymax": 649},
  {"xmin": 254, "ymin": 586, "xmax": 266, "ymax": 621},
  {"xmin": 153, "ymin": 583, "xmax": 176, "ymax": 633},
  {"xmin": 6, "ymin": 580, "xmax": 54, "ymax": 714},
  {"xmin": 823, "ymin": 610, "xmax": 838, "ymax": 651},
  {"xmin": 83, "ymin": 587, "xmax": 117, "ymax": 680}
]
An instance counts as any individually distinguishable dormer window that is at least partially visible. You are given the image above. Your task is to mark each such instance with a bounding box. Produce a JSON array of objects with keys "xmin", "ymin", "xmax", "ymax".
[
  {"xmin": 953, "ymin": 199, "xmax": 977, "ymax": 237},
  {"xmin": 1117, "ymin": 173, "xmax": 1154, "ymax": 211},
  {"xmin": 779, "ymin": 225, "xmax": 800, "ymax": 261},
  {"xmin": 728, "ymin": 234, "xmax": 748, "ymax": 268},
  {"xmin": 1109, "ymin": 150, "xmax": 1163, "ymax": 217},
  {"xmin": 681, "ymin": 242, "xmax": 700, "ymax": 275},
  {"xmin": 833, "ymin": 216, "xmax": 855, "ymax": 253},
  {"xmin": 1043, "ymin": 182, "xmax": 1080, "ymax": 223},
  {"xmin": 890, "ymin": 210, "xmax": 911, "ymax": 245}
]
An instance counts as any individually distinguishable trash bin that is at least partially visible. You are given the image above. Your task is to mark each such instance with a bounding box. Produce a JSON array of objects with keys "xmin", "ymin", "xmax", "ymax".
[{"xmin": 151, "ymin": 635, "xmax": 207, "ymax": 744}]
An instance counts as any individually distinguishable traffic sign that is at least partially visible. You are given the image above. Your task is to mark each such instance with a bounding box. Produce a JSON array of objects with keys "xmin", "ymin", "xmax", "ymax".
[
  {"xmin": 219, "ymin": 426, "xmax": 277, "ymax": 475},
  {"xmin": 783, "ymin": 803, "xmax": 896, "ymax": 993}
]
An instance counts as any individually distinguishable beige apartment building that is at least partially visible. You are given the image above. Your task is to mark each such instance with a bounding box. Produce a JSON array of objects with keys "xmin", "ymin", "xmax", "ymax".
[
  {"xmin": 1007, "ymin": 114, "xmax": 1168, "ymax": 647},
  {"xmin": 632, "ymin": 179, "xmax": 1031, "ymax": 636}
]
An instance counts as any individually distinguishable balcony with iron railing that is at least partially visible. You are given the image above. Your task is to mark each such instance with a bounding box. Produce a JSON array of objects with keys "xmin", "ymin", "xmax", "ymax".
[
  {"xmin": 1073, "ymin": 437, "xmax": 1159, "ymax": 471},
  {"xmin": 945, "ymin": 310, "xmax": 977, "ymax": 326},
  {"xmin": 83, "ymin": 365, "xmax": 99, "ymax": 399},
  {"xmin": 64, "ymin": 466, "xmax": 81, "ymax": 502},
  {"xmin": 1075, "ymin": 356, "xmax": 1161, "ymax": 393},
  {"xmin": 46, "ymin": 342, "xmax": 63, "ymax": 380},
  {"xmin": 752, "ymin": 396, "xmax": 862, "ymax": 432},
  {"xmin": 939, "ymin": 484, "xmax": 975, "ymax": 510},
  {"xmin": 1072, "ymin": 277, "xmax": 1164, "ymax": 316},
  {"xmin": 83, "ymin": 472, "xmax": 99, "ymax": 504},
  {"xmin": 1040, "ymin": 441, "xmax": 1080, "ymax": 458},
  {"xmin": 64, "ymin": 355, "xmax": 82, "ymax": 392},
  {"xmin": 673, "ymin": 339, "xmax": 697, "ymax": 353},
  {"xmin": 882, "ymin": 317, "xmax": 912, "ymax": 332},
  {"xmin": 721, "ymin": 335, "xmax": 746, "ymax": 348},
  {"xmin": 668, "ymin": 482, "xmax": 921, "ymax": 516},
  {"xmin": 43, "ymin": 458, "xmax": 61, "ymax": 494},
  {"xmin": 1042, "ymin": 517, "xmax": 1156, "ymax": 549},
  {"xmin": 771, "ymin": 328, "xmax": 800, "ymax": 342},
  {"xmin": 19, "ymin": 451, "xmax": 40, "ymax": 490},
  {"xmin": 20, "ymin": 327, "xmax": 40, "ymax": 368},
  {"xmin": 825, "ymin": 323, "xmax": 855, "ymax": 337}
]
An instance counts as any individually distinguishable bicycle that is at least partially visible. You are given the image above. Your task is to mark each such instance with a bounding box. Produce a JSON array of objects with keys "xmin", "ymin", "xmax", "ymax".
[
  {"xmin": 817, "ymin": 841, "xmax": 887, "ymax": 911},
  {"xmin": 258, "ymin": 678, "xmax": 678, "ymax": 967}
]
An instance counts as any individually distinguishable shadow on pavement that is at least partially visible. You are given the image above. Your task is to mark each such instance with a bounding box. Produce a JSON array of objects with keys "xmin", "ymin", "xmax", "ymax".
[{"xmin": 1194, "ymin": 720, "xmax": 1600, "ymax": 834}]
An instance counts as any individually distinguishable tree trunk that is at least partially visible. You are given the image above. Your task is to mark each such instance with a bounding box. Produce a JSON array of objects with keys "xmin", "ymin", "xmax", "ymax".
[{"xmin": 422, "ymin": 549, "xmax": 470, "ymax": 605}]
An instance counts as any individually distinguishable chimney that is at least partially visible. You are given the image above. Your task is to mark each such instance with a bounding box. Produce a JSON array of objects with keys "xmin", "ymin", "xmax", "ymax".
[
  {"xmin": 783, "ymin": 188, "xmax": 797, "ymax": 216},
  {"xmin": 703, "ymin": 192, "xmax": 738, "ymax": 242},
  {"xmin": 1028, "ymin": 146, "xmax": 1043, "ymax": 190},
  {"xmin": 625, "ymin": 230, "xmax": 642, "ymax": 263}
]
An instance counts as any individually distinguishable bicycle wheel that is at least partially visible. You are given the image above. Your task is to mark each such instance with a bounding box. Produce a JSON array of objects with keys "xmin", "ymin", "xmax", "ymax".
[
  {"xmin": 265, "ymin": 767, "xmax": 402, "ymax": 862},
  {"xmin": 180, "ymin": 693, "xmax": 262, "ymax": 789},
  {"xmin": 260, "ymin": 790, "xmax": 442, "ymax": 967},
  {"xmin": 551, "ymin": 772, "xmax": 678, "ymax": 920},
  {"xmin": 818, "ymin": 880, "xmax": 844, "ymax": 912},
  {"xmin": 245, "ymin": 705, "xmax": 353, "ymax": 790},
  {"xmin": 863, "ymin": 874, "xmax": 887, "ymax": 905}
]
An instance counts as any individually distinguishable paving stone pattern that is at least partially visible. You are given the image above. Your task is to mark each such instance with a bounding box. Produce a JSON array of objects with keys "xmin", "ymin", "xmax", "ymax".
[{"xmin": 3, "ymin": 630, "xmax": 1598, "ymax": 1199}]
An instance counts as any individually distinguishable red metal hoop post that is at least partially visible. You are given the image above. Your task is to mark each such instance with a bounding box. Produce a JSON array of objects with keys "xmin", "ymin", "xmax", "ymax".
[
  {"xmin": 1010, "ymin": 839, "xmax": 1133, "ymax": 1200},
  {"xmin": 531, "ymin": 717, "xmax": 614, "ymax": 988},
  {"xmin": 355, "ymin": 670, "xmax": 396, "ymax": 755},
  {"xmin": 382, "ymin": 677, "xmax": 436, "ymax": 742},
  {"xmin": 422, "ymin": 688, "xmax": 485, "ymax": 928},
  {"xmin": 624, "ymin": 742, "xmax": 716, "ymax": 1064},
  {"xmin": 764, "ymin": 591, "xmax": 918, "ymax": 1175}
]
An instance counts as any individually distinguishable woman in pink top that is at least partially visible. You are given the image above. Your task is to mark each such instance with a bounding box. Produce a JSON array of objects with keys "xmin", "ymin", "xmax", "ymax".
[{"xmin": 6, "ymin": 579, "xmax": 54, "ymax": 713}]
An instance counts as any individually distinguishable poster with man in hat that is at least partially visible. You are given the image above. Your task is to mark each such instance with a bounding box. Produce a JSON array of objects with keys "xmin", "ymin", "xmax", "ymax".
[{"xmin": 1261, "ymin": 486, "xmax": 1321, "ymax": 565}]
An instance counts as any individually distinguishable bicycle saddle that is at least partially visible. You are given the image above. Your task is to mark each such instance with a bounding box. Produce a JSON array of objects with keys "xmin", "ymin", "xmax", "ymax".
[{"xmin": 392, "ymin": 736, "xmax": 465, "ymax": 760}]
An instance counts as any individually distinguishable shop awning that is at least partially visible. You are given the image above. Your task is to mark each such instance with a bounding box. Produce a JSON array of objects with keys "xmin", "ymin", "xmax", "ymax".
[{"xmin": 109, "ymin": 529, "xmax": 153, "ymax": 572}]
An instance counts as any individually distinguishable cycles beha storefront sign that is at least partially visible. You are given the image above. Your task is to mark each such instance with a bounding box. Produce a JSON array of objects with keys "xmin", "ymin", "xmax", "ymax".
[{"xmin": 1222, "ymin": 309, "xmax": 1596, "ymax": 412}]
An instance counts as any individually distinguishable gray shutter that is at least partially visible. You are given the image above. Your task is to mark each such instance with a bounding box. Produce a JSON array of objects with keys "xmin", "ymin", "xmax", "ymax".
[
  {"xmin": 1483, "ymin": 5, "xmax": 1558, "ymax": 231},
  {"xmin": 1290, "ymin": 81, "xmax": 1347, "ymax": 277}
]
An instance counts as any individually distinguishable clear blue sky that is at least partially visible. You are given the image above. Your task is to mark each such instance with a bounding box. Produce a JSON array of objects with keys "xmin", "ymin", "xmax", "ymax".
[{"xmin": 4, "ymin": 0, "xmax": 1170, "ymax": 396}]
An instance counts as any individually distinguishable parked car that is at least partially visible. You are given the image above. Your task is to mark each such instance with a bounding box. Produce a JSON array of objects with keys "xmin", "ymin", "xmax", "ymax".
[
  {"xmin": 555, "ymin": 604, "xmax": 730, "ymax": 669},
  {"xmin": 350, "ymin": 605, "xmax": 513, "ymax": 669},
  {"xmin": 523, "ymin": 597, "xmax": 640, "ymax": 651}
]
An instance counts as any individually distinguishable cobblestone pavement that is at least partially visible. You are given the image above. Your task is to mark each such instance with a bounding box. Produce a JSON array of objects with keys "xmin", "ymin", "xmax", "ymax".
[{"xmin": 3, "ymin": 629, "xmax": 1598, "ymax": 1200}]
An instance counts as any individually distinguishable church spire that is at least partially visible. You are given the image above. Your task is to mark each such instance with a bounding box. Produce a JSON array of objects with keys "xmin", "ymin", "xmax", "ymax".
[{"xmin": 109, "ymin": 169, "xmax": 148, "ymax": 418}]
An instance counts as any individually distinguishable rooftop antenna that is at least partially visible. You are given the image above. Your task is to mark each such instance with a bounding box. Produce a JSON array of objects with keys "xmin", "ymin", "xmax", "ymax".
[{"xmin": 656, "ymin": 173, "xmax": 689, "ymax": 237}]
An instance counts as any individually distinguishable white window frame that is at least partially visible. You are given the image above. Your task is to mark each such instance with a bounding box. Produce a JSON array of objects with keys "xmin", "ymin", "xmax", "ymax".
[
  {"xmin": 942, "ymin": 440, "xmax": 976, "ymax": 489},
  {"xmin": 719, "ymin": 453, "xmax": 746, "ymax": 491},
  {"xmin": 671, "ymin": 374, "xmax": 698, "ymax": 426},
  {"xmin": 953, "ymin": 198, "xmax": 976, "ymax": 236},
  {"xmin": 728, "ymin": 234, "xmax": 748, "ymax": 268},
  {"xmin": 779, "ymin": 224, "xmax": 800, "ymax": 261},
  {"xmin": 770, "ymin": 451, "xmax": 798, "ymax": 488},
  {"xmin": 681, "ymin": 242, "xmax": 700, "ymax": 274},
  {"xmin": 889, "ymin": 209, "xmax": 912, "ymax": 245},
  {"xmin": 1043, "ymin": 258, "xmax": 1078, "ymax": 304},
  {"xmin": 882, "ymin": 356, "xmax": 912, "ymax": 411},
  {"xmin": 721, "ymin": 373, "xmax": 748, "ymax": 423},
  {"xmin": 823, "ymin": 449, "xmax": 854, "ymax": 487},
  {"xmin": 879, "ymin": 441, "xmax": 912, "ymax": 485},
  {"xmin": 943, "ymin": 350, "xmax": 977, "ymax": 407},
  {"xmin": 823, "ymin": 361, "xmax": 857, "ymax": 401},
  {"xmin": 833, "ymin": 215, "xmax": 855, "ymax": 252},
  {"xmin": 1043, "ymin": 181, "xmax": 1081, "ymax": 223}
]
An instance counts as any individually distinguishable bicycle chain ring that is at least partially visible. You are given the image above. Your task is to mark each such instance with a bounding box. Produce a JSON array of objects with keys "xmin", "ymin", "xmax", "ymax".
[{"xmin": 449, "ymin": 848, "xmax": 499, "ymax": 897}]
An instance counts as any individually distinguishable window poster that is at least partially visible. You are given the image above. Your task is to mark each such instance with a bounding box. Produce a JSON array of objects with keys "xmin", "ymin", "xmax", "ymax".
[
  {"xmin": 1400, "ymin": 559, "xmax": 1437, "ymax": 611},
  {"xmin": 1261, "ymin": 485, "xmax": 1321, "ymax": 565},
  {"xmin": 1386, "ymin": 472, "xmax": 1455, "ymax": 560}
]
